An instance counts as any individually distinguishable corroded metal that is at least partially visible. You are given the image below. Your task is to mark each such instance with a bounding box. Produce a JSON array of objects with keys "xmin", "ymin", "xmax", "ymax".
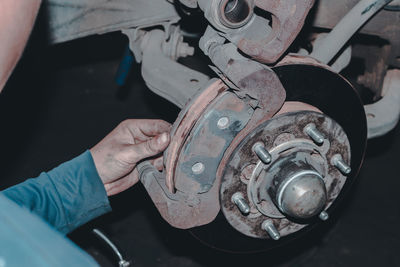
[
  {"xmin": 199, "ymin": 28, "xmax": 287, "ymax": 113},
  {"xmin": 235, "ymin": 0, "xmax": 315, "ymax": 63},
  {"xmin": 142, "ymin": 79, "xmax": 255, "ymax": 229},
  {"xmin": 173, "ymin": 91, "xmax": 253, "ymax": 194},
  {"xmin": 218, "ymin": 0, "xmax": 254, "ymax": 28},
  {"xmin": 147, "ymin": 63, "xmax": 367, "ymax": 252},
  {"xmin": 273, "ymin": 63, "xmax": 367, "ymax": 180},
  {"xmin": 164, "ymin": 79, "xmax": 227, "ymax": 193},
  {"xmin": 220, "ymin": 111, "xmax": 351, "ymax": 238},
  {"xmin": 232, "ymin": 192, "xmax": 251, "ymax": 215}
]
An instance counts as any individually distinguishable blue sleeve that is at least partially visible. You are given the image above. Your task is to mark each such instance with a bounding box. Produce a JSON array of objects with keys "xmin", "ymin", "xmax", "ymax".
[
  {"xmin": 0, "ymin": 194, "xmax": 99, "ymax": 266},
  {"xmin": 2, "ymin": 150, "xmax": 111, "ymax": 234}
]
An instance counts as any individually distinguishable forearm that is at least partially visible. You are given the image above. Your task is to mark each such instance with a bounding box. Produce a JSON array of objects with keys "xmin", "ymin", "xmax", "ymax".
[
  {"xmin": 0, "ymin": 0, "xmax": 41, "ymax": 91},
  {"xmin": 2, "ymin": 151, "xmax": 111, "ymax": 234}
]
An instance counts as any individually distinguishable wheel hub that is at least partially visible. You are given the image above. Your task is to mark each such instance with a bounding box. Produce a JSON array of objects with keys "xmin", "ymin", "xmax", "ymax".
[{"xmin": 220, "ymin": 109, "xmax": 351, "ymax": 239}]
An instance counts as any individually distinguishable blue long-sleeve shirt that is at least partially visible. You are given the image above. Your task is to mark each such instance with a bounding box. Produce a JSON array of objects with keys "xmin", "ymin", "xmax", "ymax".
[{"xmin": 0, "ymin": 150, "xmax": 112, "ymax": 266}]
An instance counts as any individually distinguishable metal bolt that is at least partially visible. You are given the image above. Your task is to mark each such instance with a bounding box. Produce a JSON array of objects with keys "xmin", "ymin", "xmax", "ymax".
[
  {"xmin": 305, "ymin": 123, "xmax": 325, "ymax": 145},
  {"xmin": 319, "ymin": 211, "xmax": 329, "ymax": 221},
  {"xmin": 253, "ymin": 143, "xmax": 272, "ymax": 164},
  {"xmin": 178, "ymin": 41, "xmax": 194, "ymax": 58},
  {"xmin": 217, "ymin": 116, "xmax": 230, "ymax": 129},
  {"xmin": 192, "ymin": 162, "xmax": 205, "ymax": 174},
  {"xmin": 231, "ymin": 192, "xmax": 250, "ymax": 215},
  {"xmin": 262, "ymin": 221, "xmax": 280, "ymax": 241},
  {"xmin": 332, "ymin": 154, "xmax": 351, "ymax": 175}
]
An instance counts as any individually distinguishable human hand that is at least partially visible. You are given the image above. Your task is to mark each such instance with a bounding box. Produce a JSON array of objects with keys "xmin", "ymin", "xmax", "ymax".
[{"xmin": 90, "ymin": 119, "xmax": 171, "ymax": 196}]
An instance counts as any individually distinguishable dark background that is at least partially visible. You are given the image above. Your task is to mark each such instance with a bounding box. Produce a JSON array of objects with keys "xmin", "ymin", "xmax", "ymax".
[{"xmin": 1, "ymin": 17, "xmax": 400, "ymax": 267}]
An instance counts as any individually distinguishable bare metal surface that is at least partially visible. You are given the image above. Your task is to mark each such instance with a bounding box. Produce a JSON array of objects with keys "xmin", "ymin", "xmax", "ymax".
[
  {"xmin": 331, "ymin": 154, "xmax": 352, "ymax": 175},
  {"xmin": 253, "ymin": 143, "xmax": 272, "ymax": 164},
  {"xmin": 220, "ymin": 111, "xmax": 351, "ymax": 239},
  {"xmin": 232, "ymin": 192, "xmax": 251, "ymax": 215},
  {"xmin": 217, "ymin": 116, "xmax": 230, "ymax": 129},
  {"xmin": 304, "ymin": 123, "xmax": 325, "ymax": 145},
  {"xmin": 276, "ymin": 168, "xmax": 327, "ymax": 219},
  {"xmin": 310, "ymin": 0, "xmax": 392, "ymax": 64},
  {"xmin": 319, "ymin": 210, "xmax": 329, "ymax": 221},
  {"xmin": 46, "ymin": 0, "xmax": 180, "ymax": 44},
  {"xmin": 365, "ymin": 69, "xmax": 400, "ymax": 138},
  {"xmin": 262, "ymin": 220, "xmax": 280, "ymax": 240},
  {"xmin": 191, "ymin": 162, "xmax": 205, "ymax": 175}
]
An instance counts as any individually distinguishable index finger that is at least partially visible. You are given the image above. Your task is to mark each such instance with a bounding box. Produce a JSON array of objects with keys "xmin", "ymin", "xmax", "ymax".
[{"xmin": 126, "ymin": 119, "xmax": 172, "ymax": 139}]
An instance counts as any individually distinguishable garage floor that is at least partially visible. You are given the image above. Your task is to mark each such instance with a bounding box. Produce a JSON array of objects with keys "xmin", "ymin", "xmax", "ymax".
[{"xmin": 1, "ymin": 31, "xmax": 400, "ymax": 267}]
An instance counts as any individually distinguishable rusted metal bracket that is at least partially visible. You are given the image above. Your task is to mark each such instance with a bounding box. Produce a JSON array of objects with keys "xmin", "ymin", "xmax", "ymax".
[
  {"xmin": 197, "ymin": 0, "xmax": 315, "ymax": 64},
  {"xmin": 200, "ymin": 26, "xmax": 286, "ymax": 111},
  {"xmin": 139, "ymin": 161, "xmax": 204, "ymax": 228},
  {"xmin": 236, "ymin": 0, "xmax": 315, "ymax": 64},
  {"xmin": 164, "ymin": 79, "xmax": 228, "ymax": 192},
  {"xmin": 140, "ymin": 80, "xmax": 256, "ymax": 229},
  {"xmin": 173, "ymin": 91, "xmax": 254, "ymax": 194}
]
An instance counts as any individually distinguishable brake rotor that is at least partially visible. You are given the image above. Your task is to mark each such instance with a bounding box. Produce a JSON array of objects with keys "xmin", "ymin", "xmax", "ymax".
[{"xmin": 190, "ymin": 64, "xmax": 367, "ymax": 253}]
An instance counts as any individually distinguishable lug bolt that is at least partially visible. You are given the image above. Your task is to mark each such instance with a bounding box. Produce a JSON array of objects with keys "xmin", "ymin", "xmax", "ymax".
[
  {"xmin": 319, "ymin": 211, "xmax": 329, "ymax": 221},
  {"xmin": 191, "ymin": 162, "xmax": 205, "ymax": 174},
  {"xmin": 262, "ymin": 221, "xmax": 280, "ymax": 241},
  {"xmin": 217, "ymin": 116, "xmax": 230, "ymax": 129},
  {"xmin": 231, "ymin": 192, "xmax": 250, "ymax": 215},
  {"xmin": 331, "ymin": 154, "xmax": 351, "ymax": 175},
  {"xmin": 253, "ymin": 143, "xmax": 272, "ymax": 164},
  {"xmin": 305, "ymin": 123, "xmax": 325, "ymax": 145}
]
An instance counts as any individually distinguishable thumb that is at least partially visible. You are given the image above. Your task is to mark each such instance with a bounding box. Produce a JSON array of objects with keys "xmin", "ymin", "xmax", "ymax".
[{"xmin": 130, "ymin": 132, "xmax": 170, "ymax": 162}]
